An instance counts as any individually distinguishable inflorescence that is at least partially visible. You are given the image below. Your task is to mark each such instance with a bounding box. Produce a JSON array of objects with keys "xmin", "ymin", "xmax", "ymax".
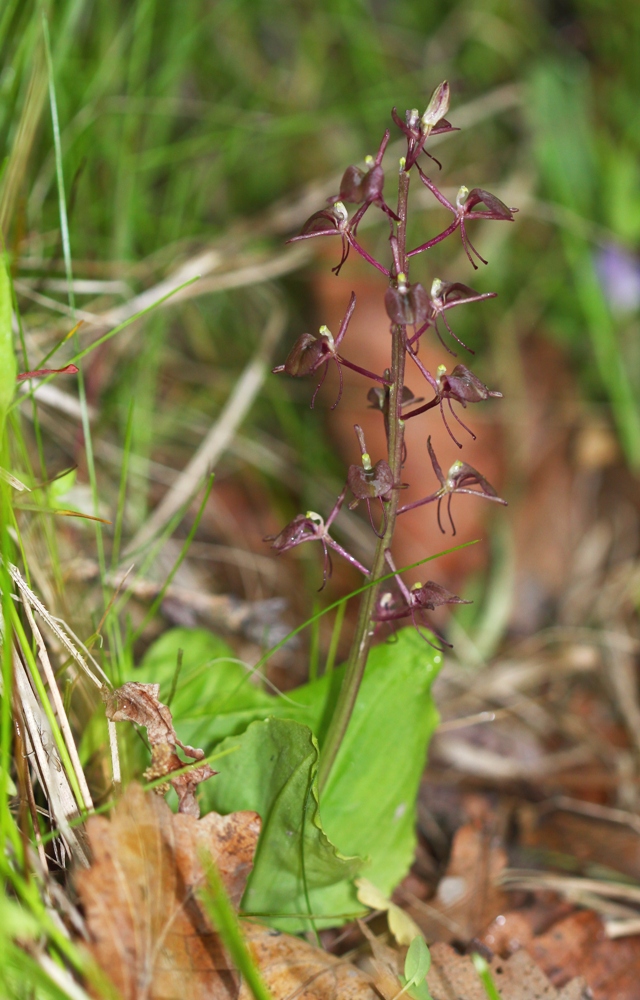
[{"xmin": 267, "ymin": 82, "xmax": 516, "ymax": 646}]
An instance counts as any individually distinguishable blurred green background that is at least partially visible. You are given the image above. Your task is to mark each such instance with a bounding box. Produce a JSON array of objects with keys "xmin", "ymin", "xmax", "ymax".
[{"xmin": 3, "ymin": 0, "xmax": 640, "ymax": 659}]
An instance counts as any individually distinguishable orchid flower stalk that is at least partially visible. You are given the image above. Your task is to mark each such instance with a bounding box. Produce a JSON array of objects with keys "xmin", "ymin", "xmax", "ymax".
[{"xmin": 269, "ymin": 82, "xmax": 515, "ymax": 791}]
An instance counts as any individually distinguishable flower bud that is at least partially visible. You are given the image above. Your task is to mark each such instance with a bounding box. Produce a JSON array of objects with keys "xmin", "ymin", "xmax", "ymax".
[{"xmin": 421, "ymin": 81, "xmax": 450, "ymax": 130}]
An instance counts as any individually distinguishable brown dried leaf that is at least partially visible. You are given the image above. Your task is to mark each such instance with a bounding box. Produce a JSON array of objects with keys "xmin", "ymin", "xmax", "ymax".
[
  {"xmin": 530, "ymin": 909, "xmax": 640, "ymax": 1000},
  {"xmin": 76, "ymin": 782, "xmax": 261, "ymax": 1000},
  {"xmin": 239, "ymin": 923, "xmax": 588, "ymax": 1000},
  {"xmin": 105, "ymin": 681, "xmax": 215, "ymax": 816},
  {"xmin": 417, "ymin": 824, "xmax": 508, "ymax": 942},
  {"xmin": 426, "ymin": 942, "xmax": 589, "ymax": 1000},
  {"xmin": 356, "ymin": 920, "xmax": 403, "ymax": 1000},
  {"xmin": 239, "ymin": 923, "xmax": 381, "ymax": 1000}
]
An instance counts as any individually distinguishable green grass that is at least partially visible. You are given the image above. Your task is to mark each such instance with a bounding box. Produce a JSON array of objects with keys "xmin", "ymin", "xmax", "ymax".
[{"xmin": 2, "ymin": 0, "xmax": 640, "ymax": 994}]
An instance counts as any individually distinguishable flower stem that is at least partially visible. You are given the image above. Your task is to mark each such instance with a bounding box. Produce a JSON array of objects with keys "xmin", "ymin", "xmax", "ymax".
[{"xmin": 318, "ymin": 166, "xmax": 411, "ymax": 793}]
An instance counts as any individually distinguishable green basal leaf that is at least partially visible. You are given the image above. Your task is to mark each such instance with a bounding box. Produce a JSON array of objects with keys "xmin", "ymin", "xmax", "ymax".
[
  {"xmin": 200, "ymin": 717, "xmax": 364, "ymax": 932},
  {"xmin": 317, "ymin": 629, "xmax": 441, "ymax": 895},
  {"xmin": 0, "ymin": 256, "xmax": 16, "ymax": 433},
  {"xmin": 138, "ymin": 627, "xmax": 442, "ymax": 924},
  {"xmin": 135, "ymin": 627, "xmax": 276, "ymax": 745}
]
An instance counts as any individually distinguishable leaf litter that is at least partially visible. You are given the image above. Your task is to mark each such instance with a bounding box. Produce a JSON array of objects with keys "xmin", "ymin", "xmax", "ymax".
[
  {"xmin": 74, "ymin": 782, "xmax": 590, "ymax": 1000},
  {"xmin": 105, "ymin": 682, "xmax": 216, "ymax": 816},
  {"xmin": 75, "ymin": 782, "xmax": 260, "ymax": 1000}
]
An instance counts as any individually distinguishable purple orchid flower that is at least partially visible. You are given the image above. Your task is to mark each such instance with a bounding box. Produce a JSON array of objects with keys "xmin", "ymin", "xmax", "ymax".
[
  {"xmin": 286, "ymin": 200, "xmax": 389, "ymax": 277},
  {"xmin": 266, "ymin": 488, "xmax": 369, "ymax": 590},
  {"xmin": 328, "ymin": 129, "xmax": 400, "ymax": 231},
  {"xmin": 408, "ymin": 176, "xmax": 517, "ymax": 269},
  {"xmin": 403, "ymin": 363, "xmax": 502, "ymax": 448},
  {"xmin": 398, "ymin": 436, "xmax": 507, "ymax": 533},
  {"xmin": 272, "ymin": 292, "xmax": 391, "ymax": 408},
  {"xmin": 347, "ymin": 425, "xmax": 395, "ymax": 536}
]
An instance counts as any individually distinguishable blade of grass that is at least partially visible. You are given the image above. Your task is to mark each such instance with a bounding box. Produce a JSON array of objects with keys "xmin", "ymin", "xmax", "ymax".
[
  {"xmin": 10, "ymin": 277, "xmax": 199, "ymax": 413},
  {"xmin": 213, "ymin": 540, "xmax": 478, "ymax": 716},
  {"xmin": 111, "ymin": 395, "xmax": 135, "ymax": 570},
  {"xmin": 128, "ymin": 473, "xmax": 214, "ymax": 643},
  {"xmin": 253, "ymin": 540, "xmax": 479, "ymax": 676},
  {"xmin": 471, "ymin": 953, "xmax": 501, "ymax": 1000},
  {"xmin": 42, "ymin": 11, "xmax": 106, "ymax": 586},
  {"xmin": 9, "ymin": 604, "xmax": 87, "ymax": 815},
  {"xmin": 200, "ymin": 854, "xmax": 274, "ymax": 1000},
  {"xmin": 308, "ymin": 598, "xmax": 320, "ymax": 682},
  {"xmin": 324, "ymin": 598, "xmax": 346, "ymax": 677}
]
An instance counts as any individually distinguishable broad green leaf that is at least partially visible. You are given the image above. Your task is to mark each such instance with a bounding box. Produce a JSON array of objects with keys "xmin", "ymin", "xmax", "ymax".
[
  {"xmin": 404, "ymin": 935, "xmax": 431, "ymax": 987},
  {"xmin": 135, "ymin": 627, "xmax": 276, "ymax": 745},
  {"xmin": 0, "ymin": 256, "xmax": 16, "ymax": 432},
  {"xmin": 201, "ymin": 717, "xmax": 364, "ymax": 932},
  {"xmin": 318, "ymin": 629, "xmax": 441, "ymax": 895},
  {"xmin": 141, "ymin": 627, "xmax": 441, "ymax": 922},
  {"xmin": 407, "ymin": 980, "xmax": 433, "ymax": 1000}
]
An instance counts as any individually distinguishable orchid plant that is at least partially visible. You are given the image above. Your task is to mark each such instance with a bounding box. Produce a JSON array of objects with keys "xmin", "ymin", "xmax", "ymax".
[{"xmin": 270, "ymin": 83, "xmax": 516, "ymax": 790}]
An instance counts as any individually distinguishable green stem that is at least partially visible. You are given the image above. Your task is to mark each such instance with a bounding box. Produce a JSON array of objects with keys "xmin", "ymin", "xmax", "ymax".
[{"xmin": 318, "ymin": 166, "xmax": 411, "ymax": 793}]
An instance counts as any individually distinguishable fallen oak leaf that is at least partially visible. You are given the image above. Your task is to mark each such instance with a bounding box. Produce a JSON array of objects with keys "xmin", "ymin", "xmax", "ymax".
[
  {"xmin": 239, "ymin": 922, "xmax": 589, "ymax": 1000},
  {"xmin": 105, "ymin": 681, "xmax": 216, "ymax": 816},
  {"xmin": 425, "ymin": 942, "xmax": 589, "ymax": 1000},
  {"xmin": 239, "ymin": 922, "xmax": 382, "ymax": 1000},
  {"xmin": 75, "ymin": 782, "xmax": 261, "ymax": 1000}
]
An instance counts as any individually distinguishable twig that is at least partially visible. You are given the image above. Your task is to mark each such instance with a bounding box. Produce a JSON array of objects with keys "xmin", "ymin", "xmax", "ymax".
[{"xmin": 541, "ymin": 794, "xmax": 640, "ymax": 837}]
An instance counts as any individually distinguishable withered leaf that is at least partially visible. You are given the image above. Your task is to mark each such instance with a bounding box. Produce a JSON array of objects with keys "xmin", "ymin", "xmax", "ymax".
[
  {"xmin": 426, "ymin": 943, "xmax": 589, "ymax": 1000},
  {"xmin": 418, "ymin": 823, "xmax": 508, "ymax": 942},
  {"xmin": 105, "ymin": 681, "xmax": 216, "ymax": 816},
  {"xmin": 239, "ymin": 923, "xmax": 381, "ymax": 1000},
  {"xmin": 76, "ymin": 782, "xmax": 261, "ymax": 1000}
]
